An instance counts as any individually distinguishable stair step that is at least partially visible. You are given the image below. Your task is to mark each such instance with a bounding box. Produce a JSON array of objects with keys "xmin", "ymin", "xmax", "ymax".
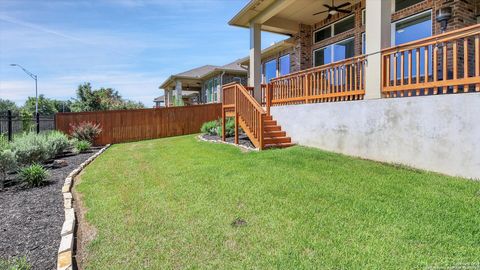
[
  {"xmin": 264, "ymin": 142, "xmax": 295, "ymax": 149},
  {"xmin": 264, "ymin": 120, "xmax": 277, "ymax": 126},
  {"xmin": 263, "ymin": 115, "xmax": 273, "ymax": 120},
  {"xmin": 264, "ymin": 137, "xmax": 291, "ymax": 144},
  {"xmin": 264, "ymin": 125, "xmax": 281, "ymax": 131},
  {"xmin": 264, "ymin": 130, "xmax": 286, "ymax": 137}
]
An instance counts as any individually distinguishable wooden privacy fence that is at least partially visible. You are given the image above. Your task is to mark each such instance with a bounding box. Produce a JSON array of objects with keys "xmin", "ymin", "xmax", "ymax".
[{"xmin": 55, "ymin": 104, "xmax": 222, "ymax": 145}]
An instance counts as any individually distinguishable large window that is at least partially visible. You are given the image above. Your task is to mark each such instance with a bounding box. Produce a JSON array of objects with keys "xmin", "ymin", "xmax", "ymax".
[
  {"xmin": 395, "ymin": 0, "xmax": 424, "ymax": 12},
  {"xmin": 313, "ymin": 38, "xmax": 354, "ymax": 67},
  {"xmin": 313, "ymin": 15, "xmax": 355, "ymax": 44},
  {"xmin": 392, "ymin": 11, "xmax": 432, "ymax": 78},
  {"xmin": 279, "ymin": 54, "xmax": 290, "ymax": 76},
  {"xmin": 204, "ymin": 77, "xmax": 220, "ymax": 103},
  {"xmin": 264, "ymin": 59, "xmax": 277, "ymax": 83}
]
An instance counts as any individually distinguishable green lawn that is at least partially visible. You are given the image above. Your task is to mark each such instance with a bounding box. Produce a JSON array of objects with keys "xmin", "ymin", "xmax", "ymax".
[{"xmin": 77, "ymin": 135, "xmax": 480, "ymax": 269}]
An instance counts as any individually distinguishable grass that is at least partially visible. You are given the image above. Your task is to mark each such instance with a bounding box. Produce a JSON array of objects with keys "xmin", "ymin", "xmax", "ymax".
[{"xmin": 77, "ymin": 135, "xmax": 480, "ymax": 269}]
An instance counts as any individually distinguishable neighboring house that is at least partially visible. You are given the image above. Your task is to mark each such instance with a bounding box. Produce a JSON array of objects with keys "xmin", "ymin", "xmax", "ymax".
[
  {"xmin": 153, "ymin": 96, "xmax": 165, "ymax": 108},
  {"xmin": 159, "ymin": 59, "xmax": 248, "ymax": 107}
]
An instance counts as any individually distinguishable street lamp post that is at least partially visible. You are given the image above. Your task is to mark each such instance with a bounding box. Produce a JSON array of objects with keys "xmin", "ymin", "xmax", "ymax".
[{"xmin": 10, "ymin": 64, "xmax": 39, "ymax": 133}]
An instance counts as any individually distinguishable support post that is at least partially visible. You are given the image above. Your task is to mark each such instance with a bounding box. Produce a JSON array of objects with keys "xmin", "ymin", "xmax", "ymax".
[
  {"xmin": 221, "ymin": 109, "xmax": 226, "ymax": 141},
  {"xmin": 36, "ymin": 112, "xmax": 40, "ymax": 134},
  {"xmin": 175, "ymin": 81, "xmax": 182, "ymax": 105},
  {"xmin": 249, "ymin": 22, "xmax": 262, "ymax": 103},
  {"xmin": 234, "ymin": 87, "xmax": 239, "ymax": 145},
  {"xmin": 266, "ymin": 83, "xmax": 272, "ymax": 115},
  {"xmin": 364, "ymin": 0, "xmax": 391, "ymax": 99},
  {"xmin": 7, "ymin": 110, "xmax": 12, "ymax": 141}
]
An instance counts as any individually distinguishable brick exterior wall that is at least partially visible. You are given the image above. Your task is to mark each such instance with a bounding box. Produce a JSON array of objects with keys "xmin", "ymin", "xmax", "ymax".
[{"xmin": 287, "ymin": 0, "xmax": 478, "ymax": 72}]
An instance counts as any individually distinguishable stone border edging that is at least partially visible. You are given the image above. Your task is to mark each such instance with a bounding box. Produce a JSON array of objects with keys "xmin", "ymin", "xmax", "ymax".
[
  {"xmin": 57, "ymin": 144, "xmax": 111, "ymax": 270},
  {"xmin": 197, "ymin": 135, "xmax": 258, "ymax": 152}
]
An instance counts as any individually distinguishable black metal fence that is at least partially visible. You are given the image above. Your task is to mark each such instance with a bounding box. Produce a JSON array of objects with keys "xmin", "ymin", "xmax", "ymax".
[{"xmin": 0, "ymin": 110, "xmax": 55, "ymax": 140}]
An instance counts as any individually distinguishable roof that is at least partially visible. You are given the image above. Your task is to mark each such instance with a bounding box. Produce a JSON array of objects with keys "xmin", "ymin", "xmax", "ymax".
[
  {"xmin": 153, "ymin": 96, "xmax": 164, "ymax": 102},
  {"xmin": 159, "ymin": 59, "xmax": 247, "ymax": 90}
]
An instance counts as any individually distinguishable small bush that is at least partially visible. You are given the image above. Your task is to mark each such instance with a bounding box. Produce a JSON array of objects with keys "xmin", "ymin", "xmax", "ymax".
[
  {"xmin": 20, "ymin": 164, "xmax": 49, "ymax": 187},
  {"xmin": 69, "ymin": 121, "xmax": 102, "ymax": 143},
  {"xmin": 46, "ymin": 131, "xmax": 70, "ymax": 157},
  {"xmin": 0, "ymin": 149, "xmax": 17, "ymax": 190},
  {"xmin": 75, "ymin": 140, "xmax": 91, "ymax": 153},
  {"xmin": 0, "ymin": 256, "xmax": 31, "ymax": 270},
  {"xmin": 200, "ymin": 120, "xmax": 220, "ymax": 136},
  {"xmin": 0, "ymin": 134, "xmax": 9, "ymax": 150},
  {"xmin": 11, "ymin": 133, "xmax": 51, "ymax": 165},
  {"xmin": 216, "ymin": 117, "xmax": 236, "ymax": 137}
]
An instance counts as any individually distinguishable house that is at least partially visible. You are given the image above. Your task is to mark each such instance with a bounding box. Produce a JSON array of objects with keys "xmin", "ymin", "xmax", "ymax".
[
  {"xmin": 153, "ymin": 96, "xmax": 165, "ymax": 108},
  {"xmin": 159, "ymin": 59, "xmax": 248, "ymax": 107},
  {"xmin": 222, "ymin": 0, "xmax": 480, "ymax": 179}
]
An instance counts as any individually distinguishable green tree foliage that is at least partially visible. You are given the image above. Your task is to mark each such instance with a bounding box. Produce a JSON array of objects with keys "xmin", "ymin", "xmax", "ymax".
[
  {"xmin": 71, "ymin": 82, "xmax": 144, "ymax": 112},
  {"xmin": 0, "ymin": 99, "xmax": 19, "ymax": 113},
  {"xmin": 22, "ymin": 95, "xmax": 58, "ymax": 115}
]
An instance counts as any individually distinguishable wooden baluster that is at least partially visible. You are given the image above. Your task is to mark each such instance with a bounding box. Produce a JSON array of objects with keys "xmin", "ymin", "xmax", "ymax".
[
  {"xmin": 408, "ymin": 50, "xmax": 413, "ymax": 96},
  {"xmin": 424, "ymin": 46, "xmax": 429, "ymax": 95},
  {"xmin": 443, "ymin": 43, "xmax": 448, "ymax": 94},
  {"xmin": 464, "ymin": 38, "xmax": 469, "ymax": 92},
  {"xmin": 433, "ymin": 44, "xmax": 438, "ymax": 95},
  {"xmin": 476, "ymin": 36, "xmax": 480, "ymax": 92},
  {"xmin": 453, "ymin": 41, "xmax": 458, "ymax": 93},
  {"xmin": 415, "ymin": 49, "xmax": 420, "ymax": 95},
  {"xmin": 400, "ymin": 52, "xmax": 405, "ymax": 96}
]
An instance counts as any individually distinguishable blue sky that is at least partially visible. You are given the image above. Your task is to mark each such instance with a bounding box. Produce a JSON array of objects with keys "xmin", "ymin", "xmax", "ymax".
[{"xmin": 0, "ymin": 0, "xmax": 287, "ymax": 107}]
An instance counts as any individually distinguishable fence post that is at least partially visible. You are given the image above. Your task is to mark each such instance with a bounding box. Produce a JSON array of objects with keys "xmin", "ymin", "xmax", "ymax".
[
  {"xmin": 36, "ymin": 112, "xmax": 40, "ymax": 134},
  {"xmin": 7, "ymin": 110, "xmax": 12, "ymax": 141}
]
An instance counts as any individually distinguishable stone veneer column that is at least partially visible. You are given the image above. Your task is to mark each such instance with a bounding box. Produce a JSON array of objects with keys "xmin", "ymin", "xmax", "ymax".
[
  {"xmin": 364, "ymin": 0, "xmax": 391, "ymax": 100},
  {"xmin": 291, "ymin": 24, "xmax": 312, "ymax": 73}
]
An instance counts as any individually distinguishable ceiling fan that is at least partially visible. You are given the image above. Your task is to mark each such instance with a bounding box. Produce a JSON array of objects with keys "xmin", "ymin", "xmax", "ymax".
[{"xmin": 313, "ymin": 0, "xmax": 352, "ymax": 20}]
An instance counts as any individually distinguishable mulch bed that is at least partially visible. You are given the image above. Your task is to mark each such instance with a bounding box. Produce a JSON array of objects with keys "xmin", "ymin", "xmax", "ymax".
[
  {"xmin": 0, "ymin": 148, "xmax": 101, "ymax": 270},
  {"xmin": 202, "ymin": 134, "xmax": 255, "ymax": 149}
]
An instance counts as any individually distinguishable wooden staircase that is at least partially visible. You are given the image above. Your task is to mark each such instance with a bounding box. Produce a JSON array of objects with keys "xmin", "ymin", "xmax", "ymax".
[
  {"xmin": 262, "ymin": 115, "xmax": 294, "ymax": 149},
  {"xmin": 222, "ymin": 83, "xmax": 293, "ymax": 150}
]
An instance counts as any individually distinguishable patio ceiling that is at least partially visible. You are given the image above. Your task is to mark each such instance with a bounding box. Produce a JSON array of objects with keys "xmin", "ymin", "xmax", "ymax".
[{"xmin": 229, "ymin": 0, "xmax": 355, "ymax": 35}]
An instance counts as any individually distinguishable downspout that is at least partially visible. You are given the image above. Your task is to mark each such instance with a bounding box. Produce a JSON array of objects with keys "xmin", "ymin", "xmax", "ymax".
[{"xmin": 219, "ymin": 70, "xmax": 226, "ymax": 102}]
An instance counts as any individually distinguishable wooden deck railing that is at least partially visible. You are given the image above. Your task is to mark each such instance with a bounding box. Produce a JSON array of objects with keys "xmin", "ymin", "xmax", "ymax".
[
  {"xmin": 382, "ymin": 24, "xmax": 480, "ymax": 97},
  {"xmin": 222, "ymin": 83, "xmax": 266, "ymax": 149},
  {"xmin": 269, "ymin": 56, "xmax": 366, "ymax": 106},
  {"xmin": 246, "ymin": 84, "xmax": 267, "ymax": 106}
]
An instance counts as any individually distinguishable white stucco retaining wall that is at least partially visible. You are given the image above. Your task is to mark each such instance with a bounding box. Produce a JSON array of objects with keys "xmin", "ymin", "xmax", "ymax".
[{"xmin": 270, "ymin": 93, "xmax": 480, "ymax": 180}]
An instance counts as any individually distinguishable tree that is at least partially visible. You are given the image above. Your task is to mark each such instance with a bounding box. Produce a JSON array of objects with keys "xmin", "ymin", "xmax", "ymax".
[
  {"xmin": 52, "ymin": 99, "xmax": 72, "ymax": 113},
  {"xmin": 71, "ymin": 82, "xmax": 144, "ymax": 112},
  {"xmin": 22, "ymin": 95, "xmax": 58, "ymax": 115},
  {"xmin": 0, "ymin": 99, "xmax": 18, "ymax": 113}
]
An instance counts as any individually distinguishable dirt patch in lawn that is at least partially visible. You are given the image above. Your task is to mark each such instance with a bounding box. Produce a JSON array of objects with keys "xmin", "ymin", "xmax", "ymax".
[{"xmin": 72, "ymin": 173, "xmax": 97, "ymax": 270}]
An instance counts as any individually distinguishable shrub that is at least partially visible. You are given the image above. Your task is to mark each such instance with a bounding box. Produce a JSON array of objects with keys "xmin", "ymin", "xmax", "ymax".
[
  {"xmin": 0, "ymin": 256, "xmax": 31, "ymax": 270},
  {"xmin": 0, "ymin": 134, "xmax": 9, "ymax": 150},
  {"xmin": 19, "ymin": 164, "xmax": 49, "ymax": 187},
  {"xmin": 75, "ymin": 140, "xmax": 91, "ymax": 153},
  {"xmin": 216, "ymin": 117, "xmax": 236, "ymax": 137},
  {"xmin": 46, "ymin": 131, "xmax": 70, "ymax": 157},
  {"xmin": 200, "ymin": 120, "xmax": 220, "ymax": 136},
  {"xmin": 0, "ymin": 149, "xmax": 17, "ymax": 190},
  {"xmin": 11, "ymin": 133, "xmax": 51, "ymax": 165},
  {"xmin": 69, "ymin": 121, "xmax": 102, "ymax": 143}
]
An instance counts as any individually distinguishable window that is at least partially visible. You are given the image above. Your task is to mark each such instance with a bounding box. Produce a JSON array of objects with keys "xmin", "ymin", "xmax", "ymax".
[
  {"xmin": 264, "ymin": 59, "xmax": 277, "ymax": 83},
  {"xmin": 361, "ymin": 32, "xmax": 366, "ymax": 54},
  {"xmin": 395, "ymin": 0, "xmax": 423, "ymax": 12},
  {"xmin": 313, "ymin": 15, "xmax": 355, "ymax": 44},
  {"xmin": 392, "ymin": 11, "xmax": 432, "ymax": 78},
  {"xmin": 314, "ymin": 46, "xmax": 332, "ymax": 67},
  {"xmin": 279, "ymin": 54, "xmax": 290, "ymax": 76},
  {"xmin": 333, "ymin": 38, "xmax": 354, "ymax": 62},
  {"xmin": 334, "ymin": 15, "xmax": 355, "ymax": 35},
  {"xmin": 361, "ymin": 9, "xmax": 365, "ymax": 26},
  {"xmin": 314, "ymin": 26, "xmax": 332, "ymax": 43}
]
